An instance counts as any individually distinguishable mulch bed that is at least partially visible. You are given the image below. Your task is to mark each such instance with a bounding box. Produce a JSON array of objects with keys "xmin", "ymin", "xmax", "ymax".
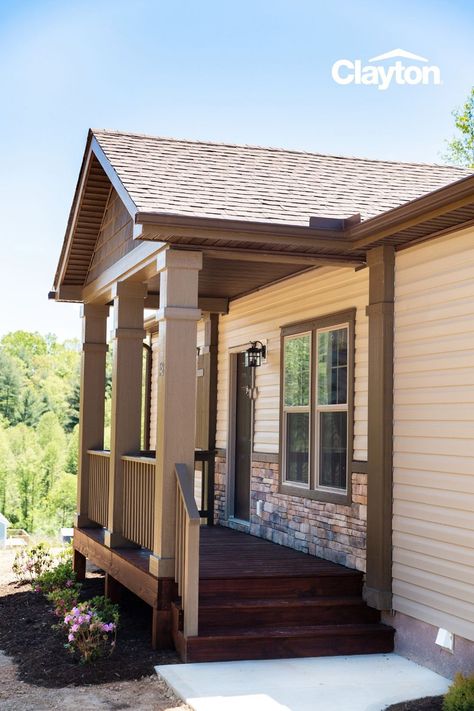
[
  {"xmin": 0, "ymin": 573, "xmax": 180, "ymax": 687},
  {"xmin": 386, "ymin": 697, "xmax": 444, "ymax": 710}
]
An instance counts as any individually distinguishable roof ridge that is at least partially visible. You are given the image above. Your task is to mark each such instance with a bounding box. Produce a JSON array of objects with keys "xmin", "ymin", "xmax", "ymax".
[{"xmin": 91, "ymin": 128, "xmax": 471, "ymax": 172}]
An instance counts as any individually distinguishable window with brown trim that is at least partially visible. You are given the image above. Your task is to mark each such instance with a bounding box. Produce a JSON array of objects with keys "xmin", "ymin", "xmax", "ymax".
[{"xmin": 280, "ymin": 309, "xmax": 355, "ymax": 504}]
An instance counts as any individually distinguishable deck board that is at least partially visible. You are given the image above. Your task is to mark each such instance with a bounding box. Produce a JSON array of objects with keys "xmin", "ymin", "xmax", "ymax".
[
  {"xmin": 199, "ymin": 526, "xmax": 359, "ymax": 579},
  {"xmin": 80, "ymin": 525, "xmax": 359, "ymax": 580}
]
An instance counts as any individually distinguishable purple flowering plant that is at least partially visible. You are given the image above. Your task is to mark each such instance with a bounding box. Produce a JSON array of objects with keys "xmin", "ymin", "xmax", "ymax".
[{"xmin": 63, "ymin": 598, "xmax": 119, "ymax": 663}]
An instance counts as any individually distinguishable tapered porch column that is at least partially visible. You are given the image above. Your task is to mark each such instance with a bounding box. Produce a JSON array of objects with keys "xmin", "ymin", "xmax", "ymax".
[
  {"xmin": 365, "ymin": 245, "xmax": 395, "ymax": 610},
  {"xmin": 104, "ymin": 281, "xmax": 147, "ymax": 548},
  {"xmin": 149, "ymin": 249, "xmax": 202, "ymax": 577},
  {"xmin": 76, "ymin": 304, "xmax": 109, "ymax": 528}
]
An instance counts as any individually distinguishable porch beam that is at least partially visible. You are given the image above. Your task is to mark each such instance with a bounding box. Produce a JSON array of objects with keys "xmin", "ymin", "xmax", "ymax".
[
  {"xmin": 149, "ymin": 248, "xmax": 202, "ymax": 578},
  {"xmin": 135, "ymin": 221, "xmax": 349, "ymax": 252},
  {"xmin": 104, "ymin": 281, "xmax": 147, "ymax": 548},
  {"xmin": 202, "ymin": 247, "xmax": 365, "ymax": 267},
  {"xmin": 144, "ymin": 294, "xmax": 229, "ymax": 314},
  {"xmin": 76, "ymin": 304, "xmax": 109, "ymax": 528},
  {"xmin": 365, "ymin": 245, "xmax": 394, "ymax": 610}
]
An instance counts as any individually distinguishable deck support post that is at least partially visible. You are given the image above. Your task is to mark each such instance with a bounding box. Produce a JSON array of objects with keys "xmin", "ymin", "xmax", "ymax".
[
  {"xmin": 73, "ymin": 549, "xmax": 86, "ymax": 581},
  {"xmin": 104, "ymin": 281, "xmax": 147, "ymax": 548},
  {"xmin": 365, "ymin": 245, "xmax": 395, "ymax": 611},
  {"xmin": 76, "ymin": 304, "xmax": 109, "ymax": 528},
  {"xmin": 149, "ymin": 249, "xmax": 202, "ymax": 578}
]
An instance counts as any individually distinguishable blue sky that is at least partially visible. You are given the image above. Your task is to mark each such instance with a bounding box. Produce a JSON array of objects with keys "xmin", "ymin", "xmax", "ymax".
[{"xmin": 0, "ymin": 0, "xmax": 472, "ymax": 341}]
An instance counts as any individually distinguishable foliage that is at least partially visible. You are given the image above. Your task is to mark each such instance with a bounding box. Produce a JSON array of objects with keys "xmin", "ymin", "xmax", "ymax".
[
  {"xmin": 0, "ymin": 331, "xmax": 85, "ymax": 534},
  {"xmin": 0, "ymin": 351, "xmax": 21, "ymax": 423},
  {"xmin": 443, "ymin": 673, "xmax": 474, "ymax": 711},
  {"xmin": 48, "ymin": 586, "xmax": 82, "ymax": 618},
  {"xmin": 445, "ymin": 87, "xmax": 474, "ymax": 168},
  {"xmin": 64, "ymin": 600, "xmax": 119, "ymax": 663},
  {"xmin": 12, "ymin": 543, "xmax": 53, "ymax": 583},
  {"xmin": 87, "ymin": 595, "xmax": 120, "ymax": 625},
  {"xmin": 34, "ymin": 560, "xmax": 76, "ymax": 595}
]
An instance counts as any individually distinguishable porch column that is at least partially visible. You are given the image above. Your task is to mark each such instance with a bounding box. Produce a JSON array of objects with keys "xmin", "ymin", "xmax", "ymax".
[
  {"xmin": 76, "ymin": 303, "xmax": 109, "ymax": 528},
  {"xmin": 149, "ymin": 249, "xmax": 202, "ymax": 577},
  {"xmin": 365, "ymin": 245, "xmax": 395, "ymax": 610},
  {"xmin": 104, "ymin": 281, "xmax": 147, "ymax": 548}
]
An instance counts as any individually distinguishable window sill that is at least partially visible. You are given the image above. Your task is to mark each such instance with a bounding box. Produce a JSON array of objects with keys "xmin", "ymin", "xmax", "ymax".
[{"xmin": 279, "ymin": 483, "xmax": 352, "ymax": 506}]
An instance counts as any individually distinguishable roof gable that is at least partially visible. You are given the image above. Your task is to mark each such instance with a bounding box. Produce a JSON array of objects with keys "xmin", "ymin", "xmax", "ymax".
[{"xmin": 93, "ymin": 129, "xmax": 470, "ymax": 225}]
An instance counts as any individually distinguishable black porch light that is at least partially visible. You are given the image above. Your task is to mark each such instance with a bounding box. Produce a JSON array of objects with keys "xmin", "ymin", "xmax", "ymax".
[{"xmin": 244, "ymin": 341, "xmax": 267, "ymax": 368}]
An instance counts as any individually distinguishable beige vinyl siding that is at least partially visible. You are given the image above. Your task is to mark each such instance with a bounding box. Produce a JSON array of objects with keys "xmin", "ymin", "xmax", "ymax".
[
  {"xmin": 393, "ymin": 228, "xmax": 474, "ymax": 641},
  {"xmin": 216, "ymin": 266, "xmax": 369, "ymax": 459}
]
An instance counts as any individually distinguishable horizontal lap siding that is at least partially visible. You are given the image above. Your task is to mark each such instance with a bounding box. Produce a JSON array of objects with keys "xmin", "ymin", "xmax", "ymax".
[
  {"xmin": 216, "ymin": 266, "xmax": 369, "ymax": 459},
  {"xmin": 393, "ymin": 228, "xmax": 474, "ymax": 641}
]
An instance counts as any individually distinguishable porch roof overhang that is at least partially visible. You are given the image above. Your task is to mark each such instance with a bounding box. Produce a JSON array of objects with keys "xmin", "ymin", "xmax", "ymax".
[{"xmin": 52, "ymin": 129, "xmax": 474, "ymax": 304}]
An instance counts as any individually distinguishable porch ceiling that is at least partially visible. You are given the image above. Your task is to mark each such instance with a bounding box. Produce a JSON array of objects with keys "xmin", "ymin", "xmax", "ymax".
[{"xmin": 147, "ymin": 254, "xmax": 316, "ymax": 300}]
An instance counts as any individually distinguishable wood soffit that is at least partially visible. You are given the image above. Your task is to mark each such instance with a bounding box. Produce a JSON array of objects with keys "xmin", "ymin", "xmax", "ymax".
[{"xmin": 54, "ymin": 130, "xmax": 474, "ymax": 299}]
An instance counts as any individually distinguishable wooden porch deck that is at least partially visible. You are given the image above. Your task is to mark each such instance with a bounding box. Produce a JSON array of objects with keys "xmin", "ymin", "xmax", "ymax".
[{"xmin": 73, "ymin": 525, "xmax": 394, "ymax": 661}]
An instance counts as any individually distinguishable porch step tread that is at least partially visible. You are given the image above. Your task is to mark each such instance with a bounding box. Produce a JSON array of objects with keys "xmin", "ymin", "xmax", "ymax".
[
  {"xmin": 191, "ymin": 622, "xmax": 393, "ymax": 640},
  {"xmin": 197, "ymin": 595, "xmax": 370, "ymax": 609}
]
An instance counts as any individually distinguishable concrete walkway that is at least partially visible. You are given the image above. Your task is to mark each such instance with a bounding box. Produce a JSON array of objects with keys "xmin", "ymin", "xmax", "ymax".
[{"xmin": 156, "ymin": 653, "xmax": 451, "ymax": 711}]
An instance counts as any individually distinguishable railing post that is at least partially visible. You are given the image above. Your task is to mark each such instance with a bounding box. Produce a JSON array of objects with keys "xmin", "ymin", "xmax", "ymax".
[
  {"xmin": 104, "ymin": 281, "xmax": 147, "ymax": 548},
  {"xmin": 149, "ymin": 249, "xmax": 202, "ymax": 578},
  {"xmin": 76, "ymin": 304, "xmax": 109, "ymax": 528}
]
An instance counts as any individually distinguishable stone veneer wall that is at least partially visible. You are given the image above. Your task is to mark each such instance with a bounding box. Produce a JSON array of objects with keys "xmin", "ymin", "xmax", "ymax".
[{"xmin": 214, "ymin": 454, "xmax": 367, "ymax": 572}]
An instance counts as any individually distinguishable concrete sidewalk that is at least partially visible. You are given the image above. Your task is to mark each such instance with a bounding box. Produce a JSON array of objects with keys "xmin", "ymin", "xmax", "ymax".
[{"xmin": 156, "ymin": 653, "xmax": 450, "ymax": 711}]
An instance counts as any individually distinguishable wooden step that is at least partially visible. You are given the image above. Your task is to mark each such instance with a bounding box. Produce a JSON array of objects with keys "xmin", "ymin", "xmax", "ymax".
[
  {"xmin": 194, "ymin": 596, "xmax": 380, "ymax": 631},
  {"xmin": 177, "ymin": 623, "xmax": 395, "ymax": 663},
  {"xmin": 199, "ymin": 572, "xmax": 363, "ymax": 600}
]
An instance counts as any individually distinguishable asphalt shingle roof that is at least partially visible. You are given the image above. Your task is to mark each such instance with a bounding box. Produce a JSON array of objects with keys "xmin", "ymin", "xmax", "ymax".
[{"xmin": 93, "ymin": 129, "xmax": 471, "ymax": 225}]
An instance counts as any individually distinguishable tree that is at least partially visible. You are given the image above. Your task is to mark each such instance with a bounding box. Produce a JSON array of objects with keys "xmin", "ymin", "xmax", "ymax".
[
  {"xmin": 36, "ymin": 412, "xmax": 67, "ymax": 496},
  {"xmin": 445, "ymin": 87, "xmax": 474, "ymax": 168},
  {"xmin": 0, "ymin": 350, "xmax": 21, "ymax": 424},
  {"xmin": 46, "ymin": 473, "xmax": 77, "ymax": 531}
]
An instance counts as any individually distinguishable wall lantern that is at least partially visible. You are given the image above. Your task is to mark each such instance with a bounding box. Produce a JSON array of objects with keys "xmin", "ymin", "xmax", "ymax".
[{"xmin": 244, "ymin": 341, "xmax": 267, "ymax": 368}]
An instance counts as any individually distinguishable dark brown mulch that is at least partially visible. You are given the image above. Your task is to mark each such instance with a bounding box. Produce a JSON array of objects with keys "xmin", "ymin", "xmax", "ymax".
[
  {"xmin": 386, "ymin": 697, "xmax": 444, "ymax": 711},
  {"xmin": 0, "ymin": 573, "xmax": 180, "ymax": 687}
]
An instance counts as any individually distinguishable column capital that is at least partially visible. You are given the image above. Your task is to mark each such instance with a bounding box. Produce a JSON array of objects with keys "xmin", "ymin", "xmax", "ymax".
[
  {"xmin": 80, "ymin": 303, "xmax": 110, "ymax": 319},
  {"xmin": 157, "ymin": 306, "xmax": 202, "ymax": 323},
  {"xmin": 156, "ymin": 248, "xmax": 203, "ymax": 273},
  {"xmin": 112, "ymin": 281, "xmax": 148, "ymax": 300}
]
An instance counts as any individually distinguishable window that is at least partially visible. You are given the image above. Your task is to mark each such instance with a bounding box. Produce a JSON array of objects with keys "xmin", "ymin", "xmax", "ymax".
[
  {"xmin": 280, "ymin": 311, "xmax": 354, "ymax": 502},
  {"xmin": 282, "ymin": 333, "xmax": 311, "ymax": 486}
]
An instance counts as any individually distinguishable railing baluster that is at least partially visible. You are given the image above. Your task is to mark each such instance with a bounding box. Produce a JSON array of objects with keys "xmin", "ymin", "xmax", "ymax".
[{"xmin": 87, "ymin": 450, "xmax": 110, "ymax": 528}]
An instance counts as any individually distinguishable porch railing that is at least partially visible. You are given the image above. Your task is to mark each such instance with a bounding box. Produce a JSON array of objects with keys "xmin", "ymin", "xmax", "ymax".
[
  {"xmin": 88, "ymin": 450, "xmax": 110, "ymax": 527},
  {"xmin": 122, "ymin": 455, "xmax": 156, "ymax": 550},
  {"xmin": 194, "ymin": 450, "xmax": 216, "ymax": 526},
  {"xmin": 175, "ymin": 463, "xmax": 200, "ymax": 637}
]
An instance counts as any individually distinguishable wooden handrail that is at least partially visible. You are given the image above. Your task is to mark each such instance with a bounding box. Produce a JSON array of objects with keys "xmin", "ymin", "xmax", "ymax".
[{"xmin": 175, "ymin": 463, "xmax": 200, "ymax": 637}]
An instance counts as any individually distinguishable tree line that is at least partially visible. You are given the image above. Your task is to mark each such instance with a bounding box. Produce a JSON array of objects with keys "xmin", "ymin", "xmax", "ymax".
[{"xmin": 0, "ymin": 331, "xmax": 83, "ymax": 535}]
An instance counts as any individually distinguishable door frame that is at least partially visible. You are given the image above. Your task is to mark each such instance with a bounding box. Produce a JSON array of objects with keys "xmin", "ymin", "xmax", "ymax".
[{"xmin": 227, "ymin": 347, "xmax": 255, "ymax": 524}]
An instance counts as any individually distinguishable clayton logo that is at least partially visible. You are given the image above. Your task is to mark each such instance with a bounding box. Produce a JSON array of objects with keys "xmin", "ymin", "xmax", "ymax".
[{"xmin": 331, "ymin": 48, "xmax": 442, "ymax": 90}]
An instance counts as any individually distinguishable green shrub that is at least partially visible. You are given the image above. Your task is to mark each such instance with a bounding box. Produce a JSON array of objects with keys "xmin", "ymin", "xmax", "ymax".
[
  {"xmin": 443, "ymin": 673, "xmax": 474, "ymax": 711},
  {"xmin": 88, "ymin": 595, "xmax": 120, "ymax": 625},
  {"xmin": 34, "ymin": 560, "xmax": 77, "ymax": 595}
]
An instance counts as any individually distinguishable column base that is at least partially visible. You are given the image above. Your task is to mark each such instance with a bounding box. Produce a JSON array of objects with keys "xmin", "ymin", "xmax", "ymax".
[
  {"xmin": 103, "ymin": 529, "xmax": 139, "ymax": 549},
  {"xmin": 149, "ymin": 552, "xmax": 175, "ymax": 578},
  {"xmin": 75, "ymin": 513, "xmax": 100, "ymax": 528},
  {"xmin": 364, "ymin": 585, "xmax": 392, "ymax": 611}
]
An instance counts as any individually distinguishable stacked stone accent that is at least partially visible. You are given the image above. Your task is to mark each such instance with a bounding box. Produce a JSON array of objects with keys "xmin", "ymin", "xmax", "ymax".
[{"xmin": 214, "ymin": 454, "xmax": 367, "ymax": 572}]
